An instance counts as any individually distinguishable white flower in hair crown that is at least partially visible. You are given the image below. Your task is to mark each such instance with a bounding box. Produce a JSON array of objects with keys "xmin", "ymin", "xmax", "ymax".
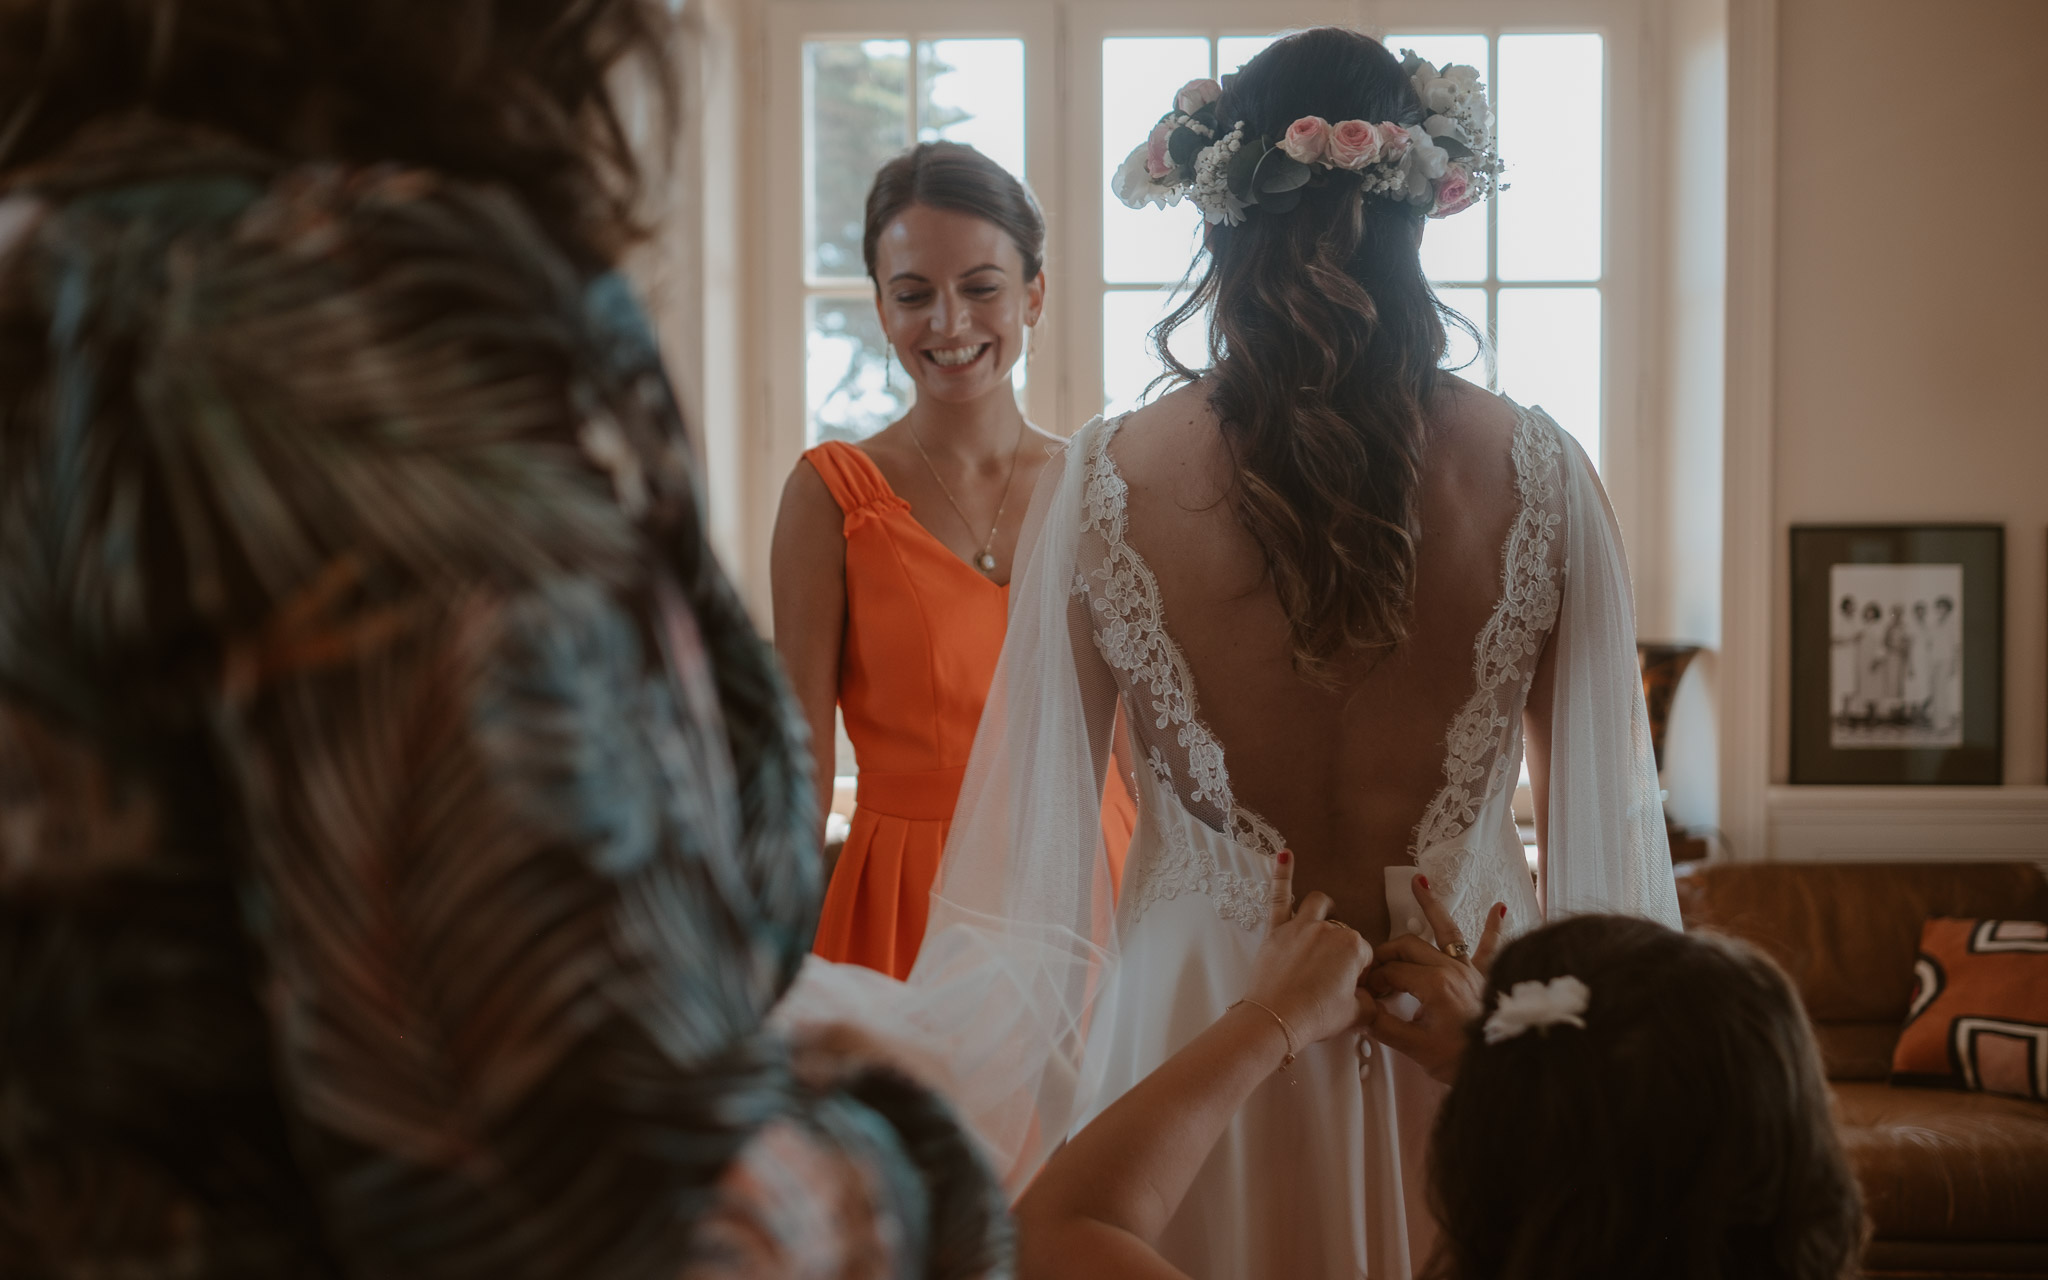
[
  {"xmin": 1481, "ymin": 976, "xmax": 1591, "ymax": 1045},
  {"xmin": 1110, "ymin": 50, "xmax": 1501, "ymax": 227}
]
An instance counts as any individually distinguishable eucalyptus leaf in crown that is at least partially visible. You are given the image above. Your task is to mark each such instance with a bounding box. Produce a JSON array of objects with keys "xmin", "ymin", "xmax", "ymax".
[{"xmin": 1111, "ymin": 50, "xmax": 1502, "ymax": 226}]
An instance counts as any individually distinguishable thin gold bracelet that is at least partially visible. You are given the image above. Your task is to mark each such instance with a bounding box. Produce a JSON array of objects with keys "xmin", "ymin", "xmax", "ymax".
[{"xmin": 1228, "ymin": 998, "xmax": 1297, "ymax": 1072}]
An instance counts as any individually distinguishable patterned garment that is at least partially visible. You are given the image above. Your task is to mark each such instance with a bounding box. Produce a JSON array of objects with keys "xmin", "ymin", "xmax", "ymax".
[{"xmin": 0, "ymin": 117, "xmax": 996, "ymax": 1278}]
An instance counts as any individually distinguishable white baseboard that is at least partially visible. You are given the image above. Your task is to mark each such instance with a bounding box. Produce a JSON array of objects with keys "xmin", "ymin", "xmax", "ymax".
[{"xmin": 1765, "ymin": 786, "xmax": 2048, "ymax": 871}]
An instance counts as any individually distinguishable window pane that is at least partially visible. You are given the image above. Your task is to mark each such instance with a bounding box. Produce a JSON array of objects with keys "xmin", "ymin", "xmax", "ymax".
[
  {"xmin": 808, "ymin": 40, "xmax": 910, "ymax": 279},
  {"xmin": 1419, "ymin": 193, "xmax": 1487, "ymax": 282},
  {"xmin": 1435, "ymin": 286, "xmax": 1490, "ymax": 386},
  {"xmin": 1217, "ymin": 34, "xmax": 1282, "ymax": 76},
  {"xmin": 808, "ymin": 295, "xmax": 911, "ymax": 444},
  {"xmin": 1497, "ymin": 287, "xmax": 1601, "ymax": 461},
  {"xmin": 1498, "ymin": 34, "xmax": 1603, "ymax": 281},
  {"xmin": 1102, "ymin": 37, "xmax": 1211, "ymax": 285},
  {"xmin": 1103, "ymin": 289, "xmax": 1207, "ymax": 414},
  {"xmin": 919, "ymin": 39, "xmax": 1027, "ymax": 179}
]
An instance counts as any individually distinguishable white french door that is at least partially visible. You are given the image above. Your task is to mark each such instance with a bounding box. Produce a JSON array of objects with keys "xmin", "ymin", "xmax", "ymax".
[{"xmin": 758, "ymin": 0, "xmax": 1647, "ymax": 599}]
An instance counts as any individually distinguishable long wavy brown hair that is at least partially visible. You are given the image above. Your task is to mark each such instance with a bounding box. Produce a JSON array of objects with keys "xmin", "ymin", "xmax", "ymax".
[
  {"xmin": 0, "ymin": 0, "xmax": 675, "ymax": 265},
  {"xmin": 1154, "ymin": 28, "xmax": 1475, "ymax": 684}
]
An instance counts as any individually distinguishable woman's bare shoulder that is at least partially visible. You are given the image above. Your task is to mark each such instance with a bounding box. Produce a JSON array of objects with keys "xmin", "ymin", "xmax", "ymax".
[
  {"xmin": 1114, "ymin": 381, "xmax": 1212, "ymax": 438},
  {"xmin": 1428, "ymin": 374, "xmax": 1524, "ymax": 449},
  {"xmin": 1105, "ymin": 383, "xmax": 1230, "ymax": 489},
  {"xmin": 1419, "ymin": 376, "xmax": 1537, "ymax": 496}
]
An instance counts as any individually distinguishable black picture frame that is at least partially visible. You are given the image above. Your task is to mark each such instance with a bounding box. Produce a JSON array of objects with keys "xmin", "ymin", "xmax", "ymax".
[{"xmin": 1790, "ymin": 525, "xmax": 2003, "ymax": 785}]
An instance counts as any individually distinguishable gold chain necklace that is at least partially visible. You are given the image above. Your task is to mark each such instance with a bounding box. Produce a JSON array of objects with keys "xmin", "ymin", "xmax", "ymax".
[{"xmin": 909, "ymin": 417, "xmax": 1026, "ymax": 577}]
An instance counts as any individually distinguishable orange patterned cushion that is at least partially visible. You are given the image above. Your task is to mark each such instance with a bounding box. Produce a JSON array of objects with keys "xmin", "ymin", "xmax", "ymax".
[{"xmin": 1892, "ymin": 918, "xmax": 2048, "ymax": 1101}]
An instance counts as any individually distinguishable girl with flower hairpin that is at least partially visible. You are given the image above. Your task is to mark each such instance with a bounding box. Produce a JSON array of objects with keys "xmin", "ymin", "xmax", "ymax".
[
  {"xmin": 780, "ymin": 27, "xmax": 1678, "ymax": 1278},
  {"xmin": 1015, "ymin": 863, "xmax": 1865, "ymax": 1280}
]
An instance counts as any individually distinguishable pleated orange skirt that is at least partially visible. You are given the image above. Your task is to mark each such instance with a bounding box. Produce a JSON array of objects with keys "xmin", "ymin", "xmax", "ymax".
[{"xmin": 814, "ymin": 764, "xmax": 1136, "ymax": 980}]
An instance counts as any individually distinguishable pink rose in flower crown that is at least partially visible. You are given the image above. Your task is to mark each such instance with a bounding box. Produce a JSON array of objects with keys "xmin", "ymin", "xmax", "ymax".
[
  {"xmin": 1145, "ymin": 120, "xmax": 1176, "ymax": 179},
  {"xmin": 1376, "ymin": 121, "xmax": 1412, "ymax": 158},
  {"xmin": 1430, "ymin": 163, "xmax": 1479, "ymax": 217},
  {"xmin": 1326, "ymin": 119, "xmax": 1383, "ymax": 169},
  {"xmin": 1175, "ymin": 78, "xmax": 1223, "ymax": 114},
  {"xmin": 1279, "ymin": 116, "xmax": 1331, "ymax": 165}
]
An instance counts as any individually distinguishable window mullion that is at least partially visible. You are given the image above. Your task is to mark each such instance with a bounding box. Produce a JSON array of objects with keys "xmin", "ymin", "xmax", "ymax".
[
  {"xmin": 1486, "ymin": 30, "xmax": 1501, "ymax": 389},
  {"xmin": 906, "ymin": 34, "xmax": 920, "ymax": 145}
]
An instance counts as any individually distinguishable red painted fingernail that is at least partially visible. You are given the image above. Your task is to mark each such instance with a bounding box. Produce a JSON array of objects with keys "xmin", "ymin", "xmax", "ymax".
[
  {"xmin": 1278, "ymin": 849, "xmax": 1291, "ymax": 865},
  {"xmin": 1416, "ymin": 875, "xmax": 1430, "ymax": 890},
  {"xmin": 1497, "ymin": 904, "xmax": 1508, "ymax": 919}
]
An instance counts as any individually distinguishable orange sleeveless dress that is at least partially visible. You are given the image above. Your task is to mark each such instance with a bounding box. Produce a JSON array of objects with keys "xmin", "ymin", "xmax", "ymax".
[{"xmin": 807, "ymin": 441, "xmax": 1136, "ymax": 978}]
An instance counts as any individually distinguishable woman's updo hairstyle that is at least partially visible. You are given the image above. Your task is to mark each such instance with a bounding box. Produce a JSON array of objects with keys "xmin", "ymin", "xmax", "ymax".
[
  {"xmin": 862, "ymin": 141, "xmax": 1046, "ymax": 282},
  {"xmin": 1424, "ymin": 917, "xmax": 1866, "ymax": 1280},
  {"xmin": 1154, "ymin": 28, "xmax": 1475, "ymax": 685}
]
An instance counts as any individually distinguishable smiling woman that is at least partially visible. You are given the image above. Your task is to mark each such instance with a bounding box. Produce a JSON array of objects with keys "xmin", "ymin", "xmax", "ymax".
[{"xmin": 770, "ymin": 142, "xmax": 1136, "ymax": 979}]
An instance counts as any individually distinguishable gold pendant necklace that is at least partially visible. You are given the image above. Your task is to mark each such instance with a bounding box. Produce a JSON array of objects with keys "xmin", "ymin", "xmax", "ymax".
[{"xmin": 909, "ymin": 417, "xmax": 1025, "ymax": 578}]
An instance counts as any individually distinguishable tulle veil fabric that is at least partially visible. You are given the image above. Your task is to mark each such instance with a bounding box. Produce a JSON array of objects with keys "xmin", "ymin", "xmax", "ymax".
[
  {"xmin": 1546, "ymin": 429, "xmax": 1682, "ymax": 926},
  {"xmin": 776, "ymin": 410, "xmax": 1680, "ymax": 1195}
]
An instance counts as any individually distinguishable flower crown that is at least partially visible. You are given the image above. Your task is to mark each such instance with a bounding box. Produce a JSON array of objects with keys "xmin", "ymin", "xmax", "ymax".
[{"xmin": 1111, "ymin": 50, "xmax": 1501, "ymax": 226}]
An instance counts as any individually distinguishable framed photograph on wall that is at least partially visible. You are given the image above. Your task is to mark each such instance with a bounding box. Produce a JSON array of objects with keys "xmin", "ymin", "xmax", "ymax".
[{"xmin": 1791, "ymin": 525, "xmax": 2003, "ymax": 784}]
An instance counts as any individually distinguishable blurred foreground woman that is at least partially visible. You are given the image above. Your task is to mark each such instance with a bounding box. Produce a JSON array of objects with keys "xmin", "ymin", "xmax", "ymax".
[{"xmin": 0, "ymin": 3, "xmax": 1004, "ymax": 1276}]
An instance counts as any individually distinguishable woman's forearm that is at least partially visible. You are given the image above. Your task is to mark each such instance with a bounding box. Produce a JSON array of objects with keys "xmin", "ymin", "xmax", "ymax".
[{"xmin": 1015, "ymin": 1005, "xmax": 1290, "ymax": 1278}]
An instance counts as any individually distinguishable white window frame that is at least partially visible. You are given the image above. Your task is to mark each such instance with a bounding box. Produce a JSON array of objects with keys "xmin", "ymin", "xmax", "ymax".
[
  {"xmin": 762, "ymin": 5, "xmax": 1061, "ymax": 568},
  {"xmin": 758, "ymin": 0, "xmax": 1651, "ymax": 600}
]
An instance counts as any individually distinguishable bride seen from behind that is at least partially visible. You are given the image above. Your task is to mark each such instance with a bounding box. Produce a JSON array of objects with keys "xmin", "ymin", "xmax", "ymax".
[
  {"xmin": 779, "ymin": 27, "xmax": 1679, "ymax": 1280},
  {"xmin": 1053, "ymin": 30, "xmax": 1684, "ymax": 1275}
]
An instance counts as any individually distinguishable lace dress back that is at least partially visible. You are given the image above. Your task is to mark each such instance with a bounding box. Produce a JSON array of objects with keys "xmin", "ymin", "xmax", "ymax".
[
  {"xmin": 1059, "ymin": 402, "xmax": 1573, "ymax": 1278},
  {"xmin": 1074, "ymin": 403, "xmax": 1566, "ymax": 944}
]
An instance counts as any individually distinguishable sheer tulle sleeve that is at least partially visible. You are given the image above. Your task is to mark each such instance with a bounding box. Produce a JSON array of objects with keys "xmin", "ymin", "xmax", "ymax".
[
  {"xmin": 1541, "ymin": 425, "xmax": 1683, "ymax": 928},
  {"xmin": 774, "ymin": 417, "xmax": 1127, "ymax": 1193}
]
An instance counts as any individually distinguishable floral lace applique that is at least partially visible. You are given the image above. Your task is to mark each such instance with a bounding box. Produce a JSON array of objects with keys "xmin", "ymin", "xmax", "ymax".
[
  {"xmin": 1120, "ymin": 803, "xmax": 1271, "ymax": 933},
  {"xmin": 1075, "ymin": 417, "xmax": 1282, "ymax": 932},
  {"xmin": 1408, "ymin": 408, "xmax": 1566, "ymax": 923}
]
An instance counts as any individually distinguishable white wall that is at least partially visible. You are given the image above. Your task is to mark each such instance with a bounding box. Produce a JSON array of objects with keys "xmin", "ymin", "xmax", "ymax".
[
  {"xmin": 1748, "ymin": 0, "xmax": 2048, "ymax": 860},
  {"xmin": 1639, "ymin": 0, "xmax": 1729, "ymax": 838},
  {"xmin": 1769, "ymin": 0, "xmax": 2048, "ymax": 789},
  {"xmin": 635, "ymin": 0, "xmax": 764, "ymax": 593}
]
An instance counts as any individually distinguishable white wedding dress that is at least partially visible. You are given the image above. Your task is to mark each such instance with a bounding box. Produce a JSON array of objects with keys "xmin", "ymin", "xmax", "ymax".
[{"xmin": 777, "ymin": 401, "xmax": 1681, "ymax": 1279}]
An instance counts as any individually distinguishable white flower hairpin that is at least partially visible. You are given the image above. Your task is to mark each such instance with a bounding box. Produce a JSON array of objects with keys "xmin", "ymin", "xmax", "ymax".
[
  {"xmin": 1481, "ymin": 976, "xmax": 1592, "ymax": 1045},
  {"xmin": 1111, "ymin": 49, "xmax": 1502, "ymax": 227}
]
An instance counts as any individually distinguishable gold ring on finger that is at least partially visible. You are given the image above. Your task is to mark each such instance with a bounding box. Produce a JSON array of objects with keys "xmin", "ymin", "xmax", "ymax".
[{"xmin": 1442, "ymin": 940, "xmax": 1471, "ymax": 961}]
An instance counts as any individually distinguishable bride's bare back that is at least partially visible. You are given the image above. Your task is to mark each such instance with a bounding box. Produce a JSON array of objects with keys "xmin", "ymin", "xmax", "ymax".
[{"xmin": 1108, "ymin": 375, "xmax": 1552, "ymax": 943}]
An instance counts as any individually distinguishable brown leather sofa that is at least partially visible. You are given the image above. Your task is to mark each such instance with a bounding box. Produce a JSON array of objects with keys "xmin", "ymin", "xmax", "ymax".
[{"xmin": 1677, "ymin": 861, "xmax": 2048, "ymax": 1279}]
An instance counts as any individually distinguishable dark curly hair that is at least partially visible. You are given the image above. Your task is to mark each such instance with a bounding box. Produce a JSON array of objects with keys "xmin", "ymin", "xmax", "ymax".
[
  {"xmin": 1425, "ymin": 916, "xmax": 1867, "ymax": 1280},
  {"xmin": 1153, "ymin": 27, "xmax": 1476, "ymax": 685},
  {"xmin": 0, "ymin": 0, "xmax": 674, "ymax": 265}
]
